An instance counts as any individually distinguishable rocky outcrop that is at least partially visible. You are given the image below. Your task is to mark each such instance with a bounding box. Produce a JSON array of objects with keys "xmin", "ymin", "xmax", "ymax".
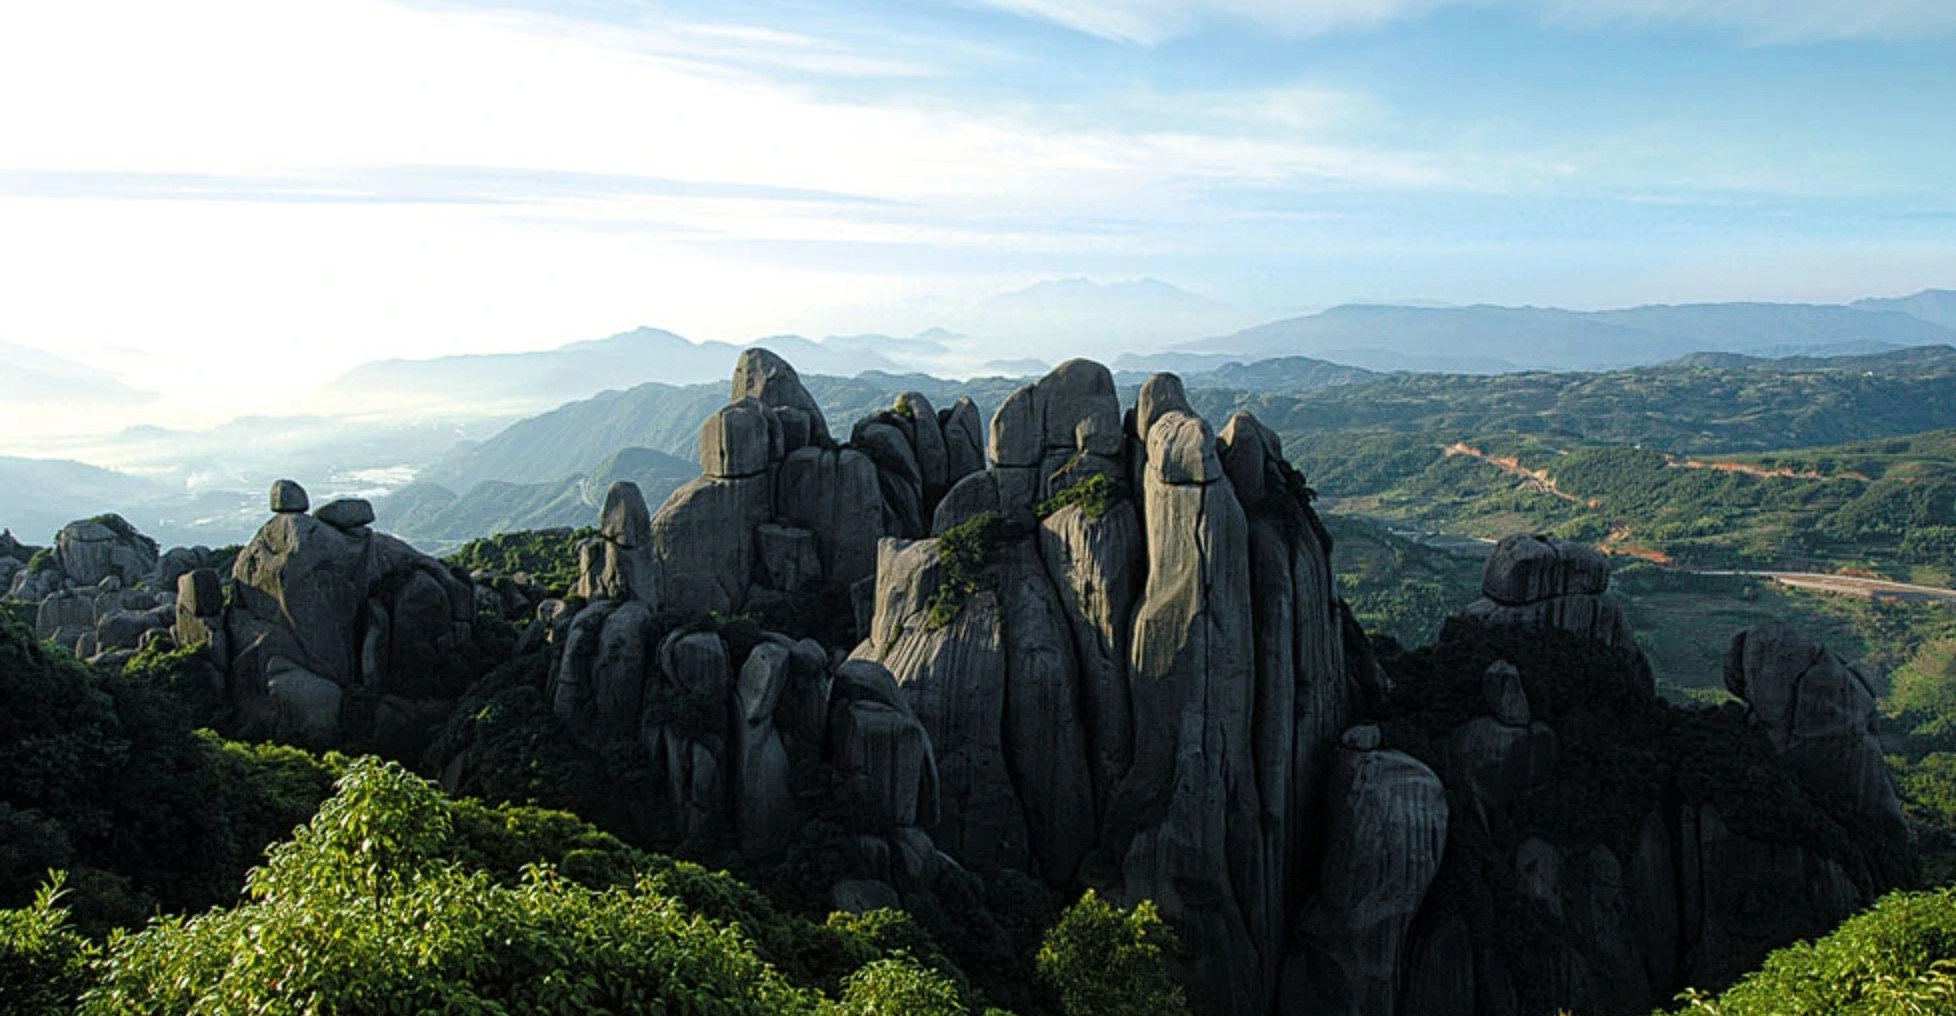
[
  {"xmin": 52, "ymin": 515, "xmax": 159, "ymax": 588},
  {"xmin": 540, "ymin": 525, "xmax": 953, "ymax": 911},
  {"xmin": 0, "ymin": 530, "xmax": 28, "ymax": 594},
  {"xmin": 1724, "ymin": 622, "xmax": 1910, "ymax": 865},
  {"xmin": 22, "ymin": 350, "xmax": 1903, "ymax": 1016},
  {"xmin": 525, "ymin": 359, "xmax": 982, "ymax": 910},
  {"xmin": 202, "ymin": 480, "xmax": 477, "ymax": 743},
  {"xmin": 1286, "ymin": 728, "xmax": 1448, "ymax": 1016},
  {"xmin": 1367, "ymin": 545, "xmax": 1913, "ymax": 1016},
  {"xmin": 315, "ymin": 498, "xmax": 376, "ymax": 531},
  {"xmin": 6, "ymin": 515, "xmax": 159, "ymax": 604},
  {"xmin": 4, "ymin": 517, "xmax": 182, "ymax": 658},
  {"xmin": 574, "ymin": 482, "xmax": 661, "ymax": 602},
  {"xmin": 642, "ymin": 349, "xmax": 982, "ymax": 625},
  {"xmin": 854, "ymin": 360, "xmax": 1361, "ymax": 1014},
  {"xmin": 1458, "ymin": 534, "xmax": 1637, "ymax": 649}
]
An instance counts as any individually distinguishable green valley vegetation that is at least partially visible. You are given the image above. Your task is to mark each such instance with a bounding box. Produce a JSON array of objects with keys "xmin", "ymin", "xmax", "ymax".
[{"xmin": 1291, "ymin": 426, "xmax": 1956, "ymax": 583}]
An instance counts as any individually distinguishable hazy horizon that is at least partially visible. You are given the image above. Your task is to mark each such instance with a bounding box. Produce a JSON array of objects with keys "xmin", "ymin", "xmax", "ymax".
[{"xmin": 5, "ymin": 0, "xmax": 1956, "ymax": 433}]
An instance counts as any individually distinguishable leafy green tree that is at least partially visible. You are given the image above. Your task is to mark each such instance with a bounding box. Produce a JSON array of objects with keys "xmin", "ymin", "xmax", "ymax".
[
  {"xmin": 82, "ymin": 758, "xmax": 836, "ymax": 1014},
  {"xmin": 839, "ymin": 956, "xmax": 969, "ymax": 1016},
  {"xmin": 0, "ymin": 872, "xmax": 96, "ymax": 1016},
  {"xmin": 1658, "ymin": 886, "xmax": 1956, "ymax": 1015},
  {"xmin": 1036, "ymin": 890, "xmax": 1190, "ymax": 1016}
]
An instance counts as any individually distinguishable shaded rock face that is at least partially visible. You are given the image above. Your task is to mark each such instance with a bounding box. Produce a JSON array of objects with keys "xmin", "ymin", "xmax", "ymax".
[
  {"xmin": 3, "ymin": 515, "xmax": 160, "ymax": 605},
  {"xmin": 315, "ymin": 498, "xmax": 376, "ymax": 530},
  {"xmin": 1725, "ymin": 623, "xmax": 1910, "ymax": 859},
  {"xmin": 1286, "ymin": 734, "xmax": 1448, "ymax": 1016},
  {"xmin": 270, "ymin": 478, "xmax": 310, "ymax": 513},
  {"xmin": 53, "ymin": 516, "xmax": 159, "ymax": 588},
  {"xmin": 191, "ymin": 484, "xmax": 477, "ymax": 743},
  {"xmin": 574, "ymin": 481, "xmax": 661, "ymax": 603},
  {"xmin": 5, "ymin": 516, "xmax": 185, "ymax": 660},
  {"xmin": 1367, "ymin": 560, "xmax": 1914, "ymax": 1016},
  {"xmin": 855, "ymin": 361, "xmax": 1362, "ymax": 1014},
  {"xmin": 538, "ymin": 585, "xmax": 951, "ymax": 907}
]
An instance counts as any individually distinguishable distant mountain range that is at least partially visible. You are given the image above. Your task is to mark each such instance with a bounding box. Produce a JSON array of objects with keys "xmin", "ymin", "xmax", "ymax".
[
  {"xmin": 310, "ymin": 286, "xmax": 1956, "ymax": 423},
  {"xmin": 1178, "ymin": 298, "xmax": 1956, "ymax": 372},
  {"xmin": 320, "ymin": 328, "xmax": 942, "ymax": 420},
  {"xmin": 1854, "ymin": 289, "xmax": 1956, "ymax": 331},
  {"xmin": 9, "ymin": 340, "xmax": 1956, "ymax": 551},
  {"xmin": 8, "ymin": 284, "xmax": 1956, "ymax": 550},
  {"xmin": 377, "ymin": 446, "xmax": 700, "ymax": 552}
]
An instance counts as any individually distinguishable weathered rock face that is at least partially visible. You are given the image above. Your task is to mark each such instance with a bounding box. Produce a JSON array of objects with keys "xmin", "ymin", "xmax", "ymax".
[
  {"xmin": 639, "ymin": 347, "xmax": 983, "ymax": 630},
  {"xmin": 574, "ymin": 482, "xmax": 662, "ymax": 603},
  {"xmin": 314, "ymin": 498, "xmax": 377, "ymax": 531},
  {"xmin": 0, "ymin": 533, "xmax": 25, "ymax": 594},
  {"xmin": 1458, "ymin": 534, "xmax": 1637, "ymax": 649},
  {"xmin": 1286, "ymin": 730, "xmax": 1449, "ymax": 1016},
  {"xmin": 1370, "ymin": 552, "xmax": 1913, "ymax": 1016},
  {"xmin": 540, "ymin": 550, "xmax": 951, "ymax": 907},
  {"xmin": 174, "ymin": 568, "xmax": 225, "ymax": 653},
  {"xmin": 51, "ymin": 516, "xmax": 159, "ymax": 588},
  {"xmin": 1480, "ymin": 535, "xmax": 1610, "ymax": 606},
  {"xmin": 854, "ymin": 362, "xmax": 1361, "ymax": 1014},
  {"xmin": 732, "ymin": 347, "xmax": 831, "ymax": 450},
  {"xmin": 5, "ymin": 517, "xmax": 178, "ymax": 658},
  {"xmin": 205, "ymin": 483, "xmax": 477, "ymax": 742},
  {"xmin": 270, "ymin": 478, "xmax": 310, "ymax": 513},
  {"xmin": 1724, "ymin": 622, "xmax": 1910, "ymax": 859}
]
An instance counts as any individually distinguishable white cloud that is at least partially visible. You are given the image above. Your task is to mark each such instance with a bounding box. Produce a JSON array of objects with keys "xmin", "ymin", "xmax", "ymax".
[
  {"xmin": 973, "ymin": 0, "xmax": 1956, "ymax": 43},
  {"xmin": 0, "ymin": 0, "xmax": 1462, "ymax": 423}
]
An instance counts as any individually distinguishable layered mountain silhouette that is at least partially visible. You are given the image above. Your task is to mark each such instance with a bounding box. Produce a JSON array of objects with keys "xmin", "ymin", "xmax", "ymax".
[{"xmin": 1179, "ymin": 300, "xmax": 1956, "ymax": 372}]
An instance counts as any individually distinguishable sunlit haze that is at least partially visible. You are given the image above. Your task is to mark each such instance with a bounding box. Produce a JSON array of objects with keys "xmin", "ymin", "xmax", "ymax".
[{"xmin": 3, "ymin": 0, "xmax": 1954, "ymax": 437}]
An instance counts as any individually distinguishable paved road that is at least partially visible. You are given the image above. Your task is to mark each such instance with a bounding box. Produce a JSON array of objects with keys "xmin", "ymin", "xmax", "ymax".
[
  {"xmin": 1695, "ymin": 570, "xmax": 1956, "ymax": 605},
  {"xmin": 1346, "ymin": 513, "xmax": 1956, "ymax": 607}
]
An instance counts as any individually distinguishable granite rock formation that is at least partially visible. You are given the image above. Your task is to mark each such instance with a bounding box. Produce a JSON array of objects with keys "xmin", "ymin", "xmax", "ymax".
[
  {"xmin": 6, "ymin": 514, "xmax": 159, "ymax": 603},
  {"xmin": 646, "ymin": 348, "xmax": 982, "ymax": 622},
  {"xmin": 170, "ymin": 480, "xmax": 480, "ymax": 747},
  {"xmin": 537, "ymin": 500, "xmax": 958, "ymax": 912},
  {"xmin": 1457, "ymin": 534, "xmax": 1636, "ymax": 649},
  {"xmin": 1365, "ymin": 544, "xmax": 1912, "ymax": 1016},
  {"xmin": 855, "ymin": 359, "xmax": 1368, "ymax": 1012}
]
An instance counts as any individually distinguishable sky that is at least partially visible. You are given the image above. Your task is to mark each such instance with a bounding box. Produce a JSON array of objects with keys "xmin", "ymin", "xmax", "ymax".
[{"xmin": 2, "ymin": 0, "xmax": 1954, "ymax": 420}]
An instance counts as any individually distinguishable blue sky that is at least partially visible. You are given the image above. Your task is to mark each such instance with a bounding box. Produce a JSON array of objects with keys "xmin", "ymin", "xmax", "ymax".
[{"xmin": 0, "ymin": 0, "xmax": 1952, "ymax": 418}]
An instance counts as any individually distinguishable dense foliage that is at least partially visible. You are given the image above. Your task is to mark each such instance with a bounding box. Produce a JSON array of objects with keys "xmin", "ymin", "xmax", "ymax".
[
  {"xmin": 1036, "ymin": 890, "xmax": 1191, "ymax": 1016},
  {"xmin": 0, "ymin": 875, "xmax": 95, "ymax": 1016},
  {"xmin": 444, "ymin": 525, "xmax": 594, "ymax": 596},
  {"xmin": 44, "ymin": 759, "xmax": 979, "ymax": 1015},
  {"xmin": 0, "ymin": 752, "xmax": 1188, "ymax": 1014},
  {"xmin": 0, "ymin": 614, "xmax": 337, "ymax": 930},
  {"xmin": 1659, "ymin": 887, "xmax": 1956, "ymax": 1015}
]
